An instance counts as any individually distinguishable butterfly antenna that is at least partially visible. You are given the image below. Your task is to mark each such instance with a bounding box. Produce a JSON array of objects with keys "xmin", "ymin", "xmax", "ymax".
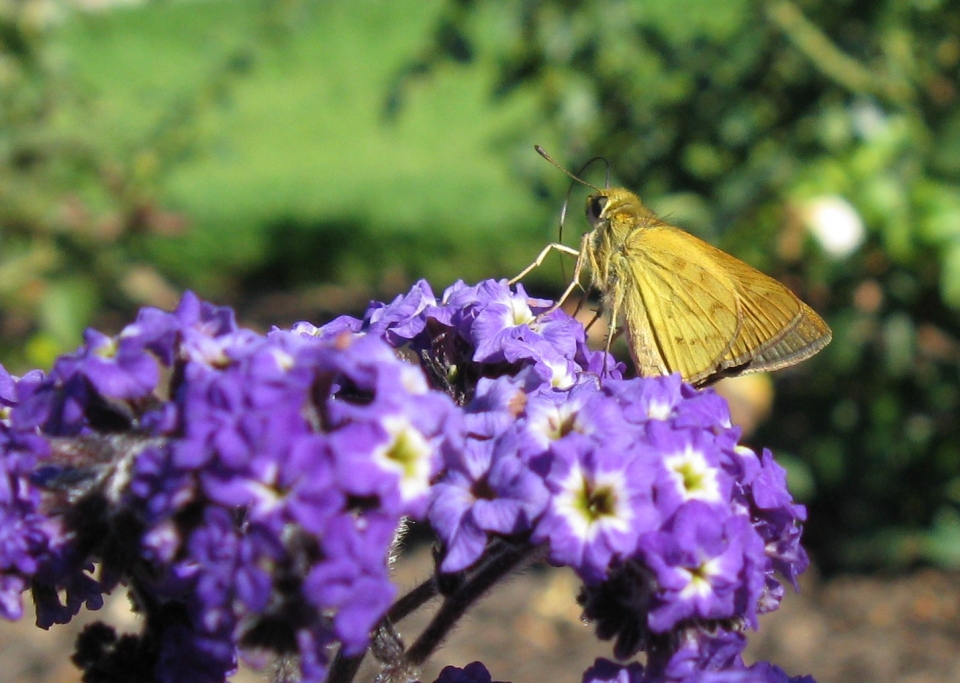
[
  {"xmin": 534, "ymin": 145, "xmax": 602, "ymax": 192},
  {"xmin": 535, "ymin": 145, "xmax": 607, "ymax": 285}
]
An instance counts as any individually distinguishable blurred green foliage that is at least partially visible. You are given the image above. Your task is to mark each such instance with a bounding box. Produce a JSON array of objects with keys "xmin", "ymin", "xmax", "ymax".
[
  {"xmin": 0, "ymin": 0, "xmax": 259, "ymax": 368},
  {"xmin": 2, "ymin": 0, "xmax": 960, "ymax": 571}
]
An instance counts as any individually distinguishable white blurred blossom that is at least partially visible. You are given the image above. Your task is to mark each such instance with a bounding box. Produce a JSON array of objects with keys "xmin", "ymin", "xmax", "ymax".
[
  {"xmin": 851, "ymin": 100, "xmax": 889, "ymax": 140},
  {"xmin": 802, "ymin": 195, "xmax": 865, "ymax": 259}
]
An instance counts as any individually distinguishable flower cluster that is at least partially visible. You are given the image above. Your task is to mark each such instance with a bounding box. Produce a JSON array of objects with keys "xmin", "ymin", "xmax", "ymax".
[
  {"xmin": 328, "ymin": 278, "xmax": 620, "ymax": 400},
  {"xmin": 1, "ymin": 293, "xmax": 459, "ymax": 683},
  {"xmin": 0, "ymin": 279, "xmax": 815, "ymax": 683},
  {"xmin": 345, "ymin": 280, "xmax": 810, "ymax": 680}
]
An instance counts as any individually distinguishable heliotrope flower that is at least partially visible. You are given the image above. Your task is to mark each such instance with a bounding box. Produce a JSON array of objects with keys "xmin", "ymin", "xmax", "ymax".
[
  {"xmin": 0, "ymin": 279, "xmax": 815, "ymax": 683},
  {"xmin": 364, "ymin": 278, "xmax": 438, "ymax": 346},
  {"xmin": 609, "ymin": 374, "xmax": 685, "ymax": 424},
  {"xmin": 745, "ymin": 449, "xmax": 809, "ymax": 590},
  {"xmin": 433, "ymin": 661, "xmax": 508, "ymax": 683},
  {"xmin": 648, "ymin": 422, "xmax": 735, "ymax": 520},
  {"xmin": 0, "ymin": 365, "xmax": 17, "ymax": 416},
  {"xmin": 328, "ymin": 278, "xmax": 622, "ymax": 404},
  {"xmin": 645, "ymin": 627, "xmax": 747, "ymax": 682},
  {"xmin": 302, "ymin": 511, "xmax": 400, "ymax": 655},
  {"xmin": 429, "ymin": 434, "xmax": 549, "ymax": 573},
  {"xmin": 637, "ymin": 501, "xmax": 766, "ymax": 632},
  {"xmin": 0, "ymin": 425, "xmax": 53, "ymax": 620},
  {"xmin": 465, "ymin": 280, "xmax": 581, "ymax": 364},
  {"xmin": 71, "ymin": 328, "xmax": 161, "ymax": 400},
  {"xmin": 0, "ymin": 289, "xmax": 468, "ymax": 683},
  {"xmin": 522, "ymin": 380, "xmax": 635, "ymax": 457},
  {"xmin": 582, "ymin": 658, "xmax": 646, "ymax": 683},
  {"xmin": 533, "ymin": 433, "xmax": 661, "ymax": 583}
]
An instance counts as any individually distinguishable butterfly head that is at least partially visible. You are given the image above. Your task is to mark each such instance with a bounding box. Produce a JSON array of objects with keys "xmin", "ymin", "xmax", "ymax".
[{"xmin": 585, "ymin": 188, "xmax": 655, "ymax": 227}]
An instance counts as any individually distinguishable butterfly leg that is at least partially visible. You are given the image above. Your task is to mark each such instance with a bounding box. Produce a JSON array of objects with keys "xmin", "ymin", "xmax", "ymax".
[
  {"xmin": 602, "ymin": 292, "xmax": 621, "ymax": 377},
  {"xmin": 577, "ymin": 301, "xmax": 595, "ymax": 327},
  {"xmin": 509, "ymin": 242, "xmax": 581, "ymax": 285},
  {"xmin": 542, "ymin": 232, "xmax": 592, "ymax": 314}
]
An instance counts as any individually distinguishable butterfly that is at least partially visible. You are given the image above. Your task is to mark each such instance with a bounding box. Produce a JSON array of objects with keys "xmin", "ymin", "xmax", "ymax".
[{"xmin": 513, "ymin": 146, "xmax": 832, "ymax": 387}]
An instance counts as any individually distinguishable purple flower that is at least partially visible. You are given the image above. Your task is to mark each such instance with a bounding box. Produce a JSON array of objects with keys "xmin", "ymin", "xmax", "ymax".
[
  {"xmin": 364, "ymin": 279, "xmax": 438, "ymax": 345},
  {"xmin": 172, "ymin": 290, "xmax": 238, "ymax": 339},
  {"xmin": 462, "ymin": 374, "xmax": 533, "ymax": 439},
  {"xmin": 118, "ymin": 301, "xmax": 183, "ymax": 366},
  {"xmin": 273, "ymin": 434, "xmax": 344, "ymax": 535},
  {"xmin": 0, "ymin": 367, "xmax": 44, "ymax": 425},
  {"xmin": 13, "ymin": 369, "xmax": 92, "ymax": 436},
  {"xmin": 608, "ymin": 374, "xmax": 685, "ymax": 424},
  {"xmin": 70, "ymin": 328, "xmax": 161, "ymax": 401},
  {"xmin": 291, "ymin": 315, "xmax": 363, "ymax": 340},
  {"xmin": 0, "ymin": 281, "xmax": 814, "ymax": 683},
  {"xmin": 468, "ymin": 281, "xmax": 580, "ymax": 363},
  {"xmin": 648, "ymin": 422, "xmax": 735, "ymax": 521},
  {"xmin": 645, "ymin": 627, "xmax": 746, "ymax": 681},
  {"xmin": 345, "ymin": 279, "xmax": 621, "ymax": 401},
  {"xmin": 672, "ymin": 385, "xmax": 734, "ymax": 431},
  {"xmin": 0, "ymin": 365, "xmax": 17, "ymax": 415},
  {"xmin": 581, "ymin": 659, "xmax": 646, "ymax": 683},
  {"xmin": 0, "ymin": 421, "xmax": 53, "ymax": 620},
  {"xmin": 681, "ymin": 660, "xmax": 817, "ymax": 683},
  {"xmin": 743, "ymin": 449, "xmax": 809, "ymax": 594},
  {"xmin": 637, "ymin": 502, "xmax": 766, "ymax": 632},
  {"xmin": 534, "ymin": 434, "xmax": 660, "ymax": 583},
  {"xmin": 520, "ymin": 380, "xmax": 633, "ymax": 460},
  {"xmin": 429, "ymin": 436, "xmax": 549, "ymax": 573},
  {"xmin": 330, "ymin": 415, "xmax": 438, "ymax": 517},
  {"xmin": 526, "ymin": 341, "xmax": 580, "ymax": 389},
  {"xmin": 128, "ymin": 440, "xmax": 194, "ymax": 527},
  {"xmin": 303, "ymin": 512, "xmax": 399, "ymax": 655},
  {"xmin": 434, "ymin": 661, "xmax": 508, "ymax": 683}
]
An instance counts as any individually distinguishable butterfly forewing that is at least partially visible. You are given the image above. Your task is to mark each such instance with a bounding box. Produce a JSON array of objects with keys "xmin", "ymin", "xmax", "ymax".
[
  {"xmin": 619, "ymin": 224, "xmax": 831, "ymax": 385},
  {"xmin": 702, "ymin": 242, "xmax": 832, "ymax": 374},
  {"xmin": 620, "ymin": 226, "xmax": 743, "ymax": 384},
  {"xmin": 742, "ymin": 301, "xmax": 832, "ymax": 372},
  {"xmin": 717, "ymin": 252, "xmax": 806, "ymax": 360}
]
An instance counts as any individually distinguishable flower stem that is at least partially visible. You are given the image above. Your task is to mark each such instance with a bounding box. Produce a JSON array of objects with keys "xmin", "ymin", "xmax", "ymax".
[
  {"xmin": 402, "ymin": 540, "xmax": 539, "ymax": 668},
  {"xmin": 388, "ymin": 576, "xmax": 438, "ymax": 623},
  {"xmin": 328, "ymin": 651, "xmax": 366, "ymax": 683},
  {"xmin": 328, "ymin": 573, "xmax": 438, "ymax": 683}
]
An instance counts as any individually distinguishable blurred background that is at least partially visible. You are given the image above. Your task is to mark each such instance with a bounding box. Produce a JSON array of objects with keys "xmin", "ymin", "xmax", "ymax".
[{"xmin": 1, "ymin": 0, "xmax": 960, "ymax": 679}]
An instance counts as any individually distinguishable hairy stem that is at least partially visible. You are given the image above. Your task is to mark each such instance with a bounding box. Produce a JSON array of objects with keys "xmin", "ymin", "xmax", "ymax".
[
  {"xmin": 328, "ymin": 651, "xmax": 366, "ymax": 683},
  {"xmin": 402, "ymin": 540, "xmax": 539, "ymax": 668},
  {"xmin": 388, "ymin": 576, "xmax": 439, "ymax": 623},
  {"xmin": 328, "ymin": 569, "xmax": 438, "ymax": 683}
]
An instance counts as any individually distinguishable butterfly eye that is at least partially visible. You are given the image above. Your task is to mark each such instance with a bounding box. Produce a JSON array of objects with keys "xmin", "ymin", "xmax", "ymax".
[{"xmin": 586, "ymin": 195, "xmax": 608, "ymax": 226}]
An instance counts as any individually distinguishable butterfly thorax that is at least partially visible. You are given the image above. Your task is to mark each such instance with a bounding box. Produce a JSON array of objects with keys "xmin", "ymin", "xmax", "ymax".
[{"xmin": 583, "ymin": 188, "xmax": 660, "ymax": 294}]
